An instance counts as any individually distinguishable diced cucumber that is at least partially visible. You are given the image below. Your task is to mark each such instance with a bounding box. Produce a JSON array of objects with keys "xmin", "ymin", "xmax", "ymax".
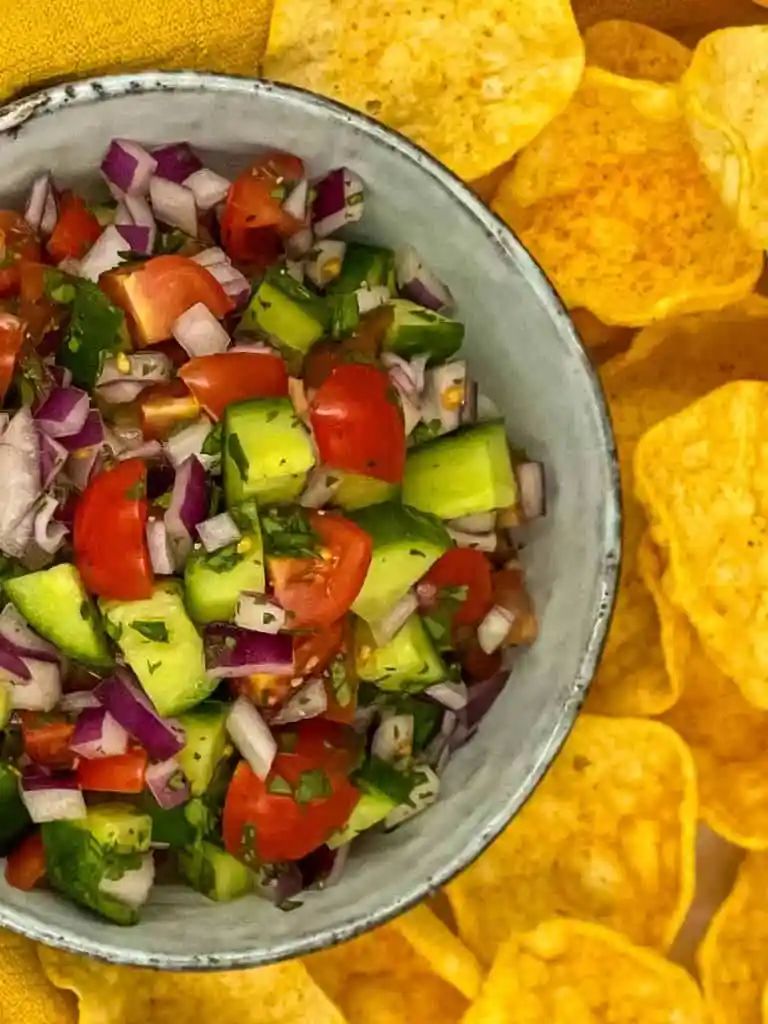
[
  {"xmin": 138, "ymin": 795, "xmax": 196, "ymax": 849},
  {"xmin": 327, "ymin": 242, "xmax": 396, "ymax": 294},
  {"xmin": 331, "ymin": 471, "xmax": 399, "ymax": 511},
  {"xmin": 355, "ymin": 614, "xmax": 445, "ymax": 691},
  {"xmin": 176, "ymin": 703, "xmax": 230, "ymax": 796},
  {"xmin": 0, "ymin": 762, "xmax": 31, "ymax": 856},
  {"xmin": 85, "ymin": 803, "xmax": 152, "ymax": 854},
  {"xmin": 239, "ymin": 269, "xmax": 328, "ymax": 355},
  {"xmin": 178, "ymin": 840, "xmax": 253, "ymax": 902},
  {"xmin": 383, "ymin": 299, "xmax": 464, "ymax": 365},
  {"xmin": 327, "ymin": 789, "xmax": 397, "ymax": 848}
]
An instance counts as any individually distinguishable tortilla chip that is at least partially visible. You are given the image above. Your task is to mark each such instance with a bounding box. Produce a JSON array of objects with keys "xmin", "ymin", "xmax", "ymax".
[
  {"xmin": 493, "ymin": 68, "xmax": 762, "ymax": 326},
  {"xmin": 569, "ymin": 307, "xmax": 635, "ymax": 358},
  {"xmin": 463, "ymin": 918, "xmax": 706, "ymax": 1024},
  {"xmin": 446, "ymin": 715, "xmax": 696, "ymax": 966},
  {"xmin": 0, "ymin": 931, "xmax": 75, "ymax": 1023},
  {"xmin": 263, "ymin": 0, "xmax": 584, "ymax": 180},
  {"xmin": 698, "ymin": 851, "xmax": 768, "ymax": 1024},
  {"xmin": 305, "ymin": 909, "xmax": 477, "ymax": 1024},
  {"xmin": 587, "ymin": 297, "xmax": 768, "ymax": 716},
  {"xmin": 38, "ymin": 946, "xmax": 347, "ymax": 1024},
  {"xmin": 635, "ymin": 380, "xmax": 768, "ymax": 710},
  {"xmin": 584, "ymin": 20, "xmax": 691, "ymax": 81},
  {"xmin": 682, "ymin": 27, "xmax": 768, "ymax": 248}
]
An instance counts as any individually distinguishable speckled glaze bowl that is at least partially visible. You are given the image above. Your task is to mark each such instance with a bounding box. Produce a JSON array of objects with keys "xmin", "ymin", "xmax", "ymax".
[{"xmin": 0, "ymin": 71, "xmax": 619, "ymax": 969}]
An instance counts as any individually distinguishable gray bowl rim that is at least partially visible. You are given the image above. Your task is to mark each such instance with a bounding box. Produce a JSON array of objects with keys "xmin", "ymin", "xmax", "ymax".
[{"xmin": 0, "ymin": 70, "xmax": 621, "ymax": 970}]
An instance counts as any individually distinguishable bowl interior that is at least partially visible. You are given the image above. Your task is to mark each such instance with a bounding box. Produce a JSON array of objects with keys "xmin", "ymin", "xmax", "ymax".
[{"xmin": 0, "ymin": 73, "xmax": 619, "ymax": 968}]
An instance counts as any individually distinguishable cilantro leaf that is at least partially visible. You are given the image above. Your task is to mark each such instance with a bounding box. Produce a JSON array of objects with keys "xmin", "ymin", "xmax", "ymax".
[
  {"xmin": 227, "ymin": 433, "xmax": 250, "ymax": 482},
  {"xmin": 295, "ymin": 768, "xmax": 332, "ymax": 804},
  {"xmin": 260, "ymin": 505, "xmax": 320, "ymax": 559},
  {"xmin": 130, "ymin": 620, "xmax": 169, "ymax": 643}
]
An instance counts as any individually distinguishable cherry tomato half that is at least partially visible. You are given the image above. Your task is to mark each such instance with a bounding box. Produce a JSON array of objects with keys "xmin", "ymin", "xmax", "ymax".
[
  {"xmin": 47, "ymin": 192, "xmax": 101, "ymax": 263},
  {"xmin": 221, "ymin": 151, "xmax": 305, "ymax": 265},
  {"xmin": 420, "ymin": 548, "xmax": 494, "ymax": 628},
  {"xmin": 302, "ymin": 306, "xmax": 393, "ymax": 390},
  {"xmin": 5, "ymin": 832, "xmax": 46, "ymax": 891},
  {"xmin": 0, "ymin": 211, "xmax": 41, "ymax": 297},
  {"xmin": 0, "ymin": 313, "xmax": 25, "ymax": 404},
  {"xmin": 73, "ymin": 458, "xmax": 154, "ymax": 600},
  {"xmin": 178, "ymin": 351, "xmax": 289, "ymax": 420},
  {"xmin": 76, "ymin": 749, "xmax": 148, "ymax": 793},
  {"xmin": 19, "ymin": 712, "xmax": 76, "ymax": 769}
]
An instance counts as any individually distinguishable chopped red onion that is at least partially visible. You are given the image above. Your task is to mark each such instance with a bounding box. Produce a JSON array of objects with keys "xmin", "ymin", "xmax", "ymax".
[
  {"xmin": 370, "ymin": 591, "xmax": 418, "ymax": 647},
  {"xmin": 305, "ymin": 240, "xmax": 346, "ymax": 289},
  {"xmin": 115, "ymin": 195, "xmax": 157, "ymax": 254},
  {"xmin": 256, "ymin": 862, "xmax": 304, "ymax": 905},
  {"xmin": 21, "ymin": 769, "xmax": 86, "ymax": 823},
  {"xmin": 226, "ymin": 696, "xmax": 277, "ymax": 779},
  {"xmin": 38, "ymin": 431, "xmax": 67, "ymax": 488},
  {"xmin": 395, "ymin": 245, "xmax": 454, "ymax": 313},
  {"xmin": 116, "ymin": 224, "xmax": 151, "ymax": 253},
  {"xmin": 24, "ymin": 173, "xmax": 58, "ymax": 236},
  {"xmin": 35, "ymin": 387, "xmax": 89, "ymax": 439},
  {"xmin": 299, "ymin": 468, "xmax": 341, "ymax": 509},
  {"xmin": 282, "ymin": 178, "xmax": 309, "ymax": 221},
  {"xmin": 205, "ymin": 624, "xmax": 293, "ymax": 679},
  {"xmin": 460, "ymin": 379, "xmax": 478, "ymax": 425},
  {"xmin": 448, "ymin": 511, "xmax": 497, "ymax": 534},
  {"xmin": 145, "ymin": 757, "xmax": 190, "ymax": 809},
  {"xmin": 421, "ymin": 361, "xmax": 466, "ymax": 436},
  {"xmin": 0, "ymin": 604, "xmax": 59, "ymax": 663},
  {"xmin": 355, "ymin": 284, "xmax": 390, "ymax": 314},
  {"xmin": 172, "ymin": 302, "xmax": 230, "ymax": 357},
  {"xmin": 98, "ymin": 352, "xmax": 172, "ymax": 393},
  {"xmin": 515, "ymin": 461, "xmax": 545, "ymax": 520},
  {"xmin": 288, "ymin": 377, "xmax": 309, "ymax": 422},
  {"xmin": 425, "ymin": 681, "xmax": 468, "ymax": 711},
  {"xmin": 152, "ymin": 142, "xmax": 202, "ymax": 184},
  {"xmin": 165, "ymin": 456, "xmax": 208, "ymax": 568},
  {"xmin": 59, "ymin": 410, "xmax": 104, "ymax": 452},
  {"xmin": 7, "ymin": 658, "xmax": 61, "ymax": 711},
  {"xmin": 183, "ymin": 168, "xmax": 230, "ymax": 211},
  {"xmin": 149, "ymin": 177, "xmax": 197, "ymax": 236},
  {"xmin": 191, "ymin": 250, "xmax": 250, "ymax": 307},
  {"xmin": 146, "ymin": 518, "xmax": 176, "ymax": 576},
  {"xmin": 371, "ymin": 714, "xmax": 414, "ymax": 763},
  {"xmin": 0, "ymin": 641, "xmax": 30, "ymax": 680},
  {"xmin": 286, "ymin": 226, "xmax": 314, "ymax": 259},
  {"xmin": 477, "ymin": 605, "xmax": 515, "ymax": 655},
  {"xmin": 59, "ymin": 689, "xmax": 101, "ymax": 713},
  {"xmin": 395, "ymin": 385, "xmax": 421, "ymax": 437},
  {"xmin": 384, "ymin": 766, "xmax": 440, "ymax": 829},
  {"xmin": 50, "ymin": 366, "xmax": 73, "ymax": 388},
  {"xmin": 101, "ymin": 139, "xmax": 157, "ymax": 197},
  {"xmin": 33, "ymin": 494, "xmax": 68, "ymax": 555},
  {"xmin": 381, "ymin": 352, "xmax": 427, "ymax": 397},
  {"xmin": 0, "ymin": 407, "xmax": 41, "ymax": 557},
  {"xmin": 165, "ymin": 418, "xmax": 213, "ymax": 469},
  {"xmin": 271, "ymin": 678, "xmax": 327, "ymax": 725},
  {"xmin": 446, "ymin": 527, "xmax": 497, "ymax": 553},
  {"xmin": 191, "ymin": 246, "xmax": 227, "ymax": 269},
  {"xmin": 234, "ymin": 595, "xmax": 285, "ymax": 634},
  {"xmin": 196, "ymin": 511, "xmax": 241, "ymax": 553},
  {"xmin": 99, "ymin": 852, "xmax": 155, "ymax": 908},
  {"xmin": 465, "ymin": 672, "xmax": 508, "ymax": 729},
  {"xmin": 115, "ymin": 440, "xmax": 162, "ymax": 462},
  {"xmin": 100, "ymin": 381, "xmax": 149, "ymax": 404},
  {"xmin": 312, "ymin": 168, "xmax": 364, "ymax": 237},
  {"xmin": 78, "ymin": 226, "xmax": 131, "ymax": 281},
  {"xmin": 65, "ymin": 445, "xmax": 101, "ymax": 491},
  {"xmin": 95, "ymin": 669, "xmax": 185, "ymax": 761},
  {"xmin": 70, "ymin": 706, "xmax": 129, "ymax": 759}
]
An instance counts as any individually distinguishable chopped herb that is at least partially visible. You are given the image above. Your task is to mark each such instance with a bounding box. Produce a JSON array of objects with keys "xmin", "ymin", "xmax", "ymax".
[
  {"xmin": 154, "ymin": 490, "xmax": 173, "ymax": 511},
  {"xmin": 79, "ymin": 599, "xmax": 92, "ymax": 621},
  {"xmin": 269, "ymin": 185, "xmax": 288, "ymax": 201},
  {"xmin": 295, "ymin": 768, "xmax": 332, "ymax": 804},
  {"xmin": 354, "ymin": 756, "xmax": 417, "ymax": 805},
  {"xmin": 409, "ymin": 549, "xmax": 426, "ymax": 558},
  {"xmin": 329, "ymin": 656, "xmax": 353, "ymax": 707},
  {"xmin": 260, "ymin": 506, "xmax": 320, "ymax": 559},
  {"xmin": 104, "ymin": 618, "xmax": 123, "ymax": 642},
  {"xmin": 131, "ymin": 620, "xmax": 169, "ymax": 643},
  {"xmin": 124, "ymin": 479, "xmax": 146, "ymax": 501},
  {"xmin": 409, "ymin": 419, "xmax": 443, "ymax": 447},
  {"xmin": 279, "ymin": 899, "xmax": 304, "ymax": 912},
  {"xmin": 201, "ymin": 422, "xmax": 222, "ymax": 457},
  {"xmin": 263, "ymin": 612, "xmax": 276, "ymax": 625},
  {"xmin": 267, "ymin": 775, "xmax": 293, "ymax": 796},
  {"xmin": 266, "ymin": 409, "xmax": 279, "ymax": 423},
  {"xmin": 147, "ymin": 660, "xmax": 162, "ymax": 675},
  {"xmin": 202, "ymin": 543, "xmax": 243, "ymax": 574},
  {"xmin": 227, "ymin": 433, "xmax": 250, "ymax": 481},
  {"xmin": 50, "ymin": 272, "xmax": 126, "ymax": 389},
  {"xmin": 277, "ymin": 731, "xmax": 298, "ymax": 753},
  {"xmin": 155, "ymin": 228, "xmax": 190, "ymax": 255}
]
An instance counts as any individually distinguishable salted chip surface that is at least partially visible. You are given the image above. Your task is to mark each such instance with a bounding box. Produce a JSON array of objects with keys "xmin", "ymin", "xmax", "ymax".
[
  {"xmin": 263, "ymin": 0, "xmax": 584, "ymax": 180},
  {"xmin": 683, "ymin": 27, "xmax": 768, "ymax": 248},
  {"xmin": 463, "ymin": 919, "xmax": 707, "ymax": 1024},
  {"xmin": 493, "ymin": 68, "xmax": 762, "ymax": 325},
  {"xmin": 588, "ymin": 297, "xmax": 768, "ymax": 716},
  {"xmin": 584, "ymin": 19, "xmax": 691, "ymax": 81},
  {"xmin": 446, "ymin": 715, "xmax": 696, "ymax": 965},
  {"xmin": 38, "ymin": 946, "xmax": 347, "ymax": 1024},
  {"xmin": 699, "ymin": 851, "xmax": 768, "ymax": 1024},
  {"xmin": 635, "ymin": 380, "xmax": 768, "ymax": 710}
]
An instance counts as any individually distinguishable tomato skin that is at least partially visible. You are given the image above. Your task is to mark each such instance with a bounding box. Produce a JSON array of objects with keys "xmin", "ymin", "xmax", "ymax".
[
  {"xmin": 303, "ymin": 307, "xmax": 393, "ymax": 390},
  {"xmin": 47, "ymin": 192, "xmax": 101, "ymax": 263},
  {"xmin": 19, "ymin": 713, "xmax": 76, "ymax": 769},
  {"xmin": 421, "ymin": 548, "xmax": 494, "ymax": 628},
  {"xmin": 269, "ymin": 512, "xmax": 372, "ymax": 630},
  {"xmin": 178, "ymin": 351, "xmax": 289, "ymax": 420},
  {"xmin": 0, "ymin": 313, "xmax": 25, "ymax": 404},
  {"xmin": 221, "ymin": 151, "xmax": 305, "ymax": 263},
  {"xmin": 293, "ymin": 620, "xmax": 345, "ymax": 678},
  {"xmin": 0, "ymin": 211, "xmax": 42, "ymax": 297},
  {"xmin": 76, "ymin": 749, "xmax": 148, "ymax": 793},
  {"xmin": 74, "ymin": 459, "xmax": 154, "ymax": 600},
  {"xmin": 5, "ymin": 832, "xmax": 46, "ymax": 891},
  {"xmin": 223, "ymin": 720, "xmax": 360, "ymax": 863},
  {"xmin": 138, "ymin": 378, "xmax": 201, "ymax": 440},
  {"xmin": 310, "ymin": 363, "xmax": 405, "ymax": 484}
]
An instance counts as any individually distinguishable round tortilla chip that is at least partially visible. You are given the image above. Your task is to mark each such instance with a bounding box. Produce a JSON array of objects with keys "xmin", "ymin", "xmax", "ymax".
[
  {"xmin": 446, "ymin": 715, "xmax": 696, "ymax": 966},
  {"xmin": 584, "ymin": 20, "xmax": 691, "ymax": 81},
  {"xmin": 635, "ymin": 380, "xmax": 768, "ymax": 711},
  {"xmin": 463, "ymin": 918, "xmax": 706, "ymax": 1024},
  {"xmin": 494, "ymin": 68, "xmax": 762, "ymax": 326},
  {"xmin": 263, "ymin": 0, "xmax": 584, "ymax": 180},
  {"xmin": 699, "ymin": 851, "xmax": 768, "ymax": 1024},
  {"xmin": 682, "ymin": 27, "xmax": 768, "ymax": 248},
  {"xmin": 587, "ymin": 297, "xmax": 768, "ymax": 716},
  {"xmin": 0, "ymin": 931, "xmax": 75, "ymax": 1023}
]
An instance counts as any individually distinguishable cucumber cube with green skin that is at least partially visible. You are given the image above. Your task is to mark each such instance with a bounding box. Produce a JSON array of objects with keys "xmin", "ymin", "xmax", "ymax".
[
  {"xmin": 0, "ymin": 762, "xmax": 31, "ymax": 856},
  {"xmin": 355, "ymin": 614, "xmax": 445, "ymax": 692},
  {"xmin": 179, "ymin": 840, "xmax": 253, "ymax": 902},
  {"xmin": 100, "ymin": 582, "xmax": 213, "ymax": 717},
  {"xmin": 138, "ymin": 795, "xmax": 196, "ymax": 849},
  {"xmin": 383, "ymin": 299, "xmax": 464, "ymax": 365},
  {"xmin": 185, "ymin": 501, "xmax": 265, "ymax": 624},
  {"xmin": 327, "ymin": 242, "xmax": 396, "ymax": 294},
  {"xmin": 5, "ymin": 564, "xmax": 113, "ymax": 669},
  {"xmin": 176, "ymin": 703, "xmax": 230, "ymax": 796},
  {"xmin": 327, "ymin": 789, "xmax": 397, "ymax": 848},
  {"xmin": 223, "ymin": 398, "xmax": 315, "ymax": 507},
  {"xmin": 402, "ymin": 421, "xmax": 517, "ymax": 520},
  {"xmin": 239, "ymin": 270, "xmax": 328, "ymax": 355},
  {"xmin": 331, "ymin": 471, "xmax": 399, "ymax": 511},
  {"xmin": 348, "ymin": 502, "xmax": 450, "ymax": 623}
]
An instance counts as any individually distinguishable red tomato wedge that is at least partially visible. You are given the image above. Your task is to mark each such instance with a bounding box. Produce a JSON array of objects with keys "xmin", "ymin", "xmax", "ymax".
[
  {"xmin": 5, "ymin": 832, "xmax": 46, "ymax": 891},
  {"xmin": 293, "ymin": 620, "xmax": 345, "ymax": 678},
  {"xmin": 269, "ymin": 512, "xmax": 372, "ymax": 629},
  {"xmin": 138, "ymin": 379, "xmax": 201, "ymax": 440},
  {"xmin": 47, "ymin": 192, "xmax": 101, "ymax": 263},
  {"xmin": 73, "ymin": 459, "xmax": 154, "ymax": 600},
  {"xmin": 179, "ymin": 351, "xmax": 289, "ymax": 420},
  {"xmin": 0, "ymin": 313, "xmax": 25, "ymax": 404},
  {"xmin": 221, "ymin": 151, "xmax": 305, "ymax": 264},
  {"xmin": 19, "ymin": 713, "xmax": 76, "ymax": 769},
  {"xmin": 100, "ymin": 255, "xmax": 234, "ymax": 346},
  {"xmin": 223, "ymin": 720, "xmax": 360, "ymax": 863},
  {"xmin": 76, "ymin": 749, "xmax": 148, "ymax": 793},
  {"xmin": 420, "ymin": 547, "xmax": 494, "ymax": 627},
  {"xmin": 0, "ymin": 211, "xmax": 41, "ymax": 297},
  {"xmin": 309, "ymin": 363, "xmax": 405, "ymax": 484}
]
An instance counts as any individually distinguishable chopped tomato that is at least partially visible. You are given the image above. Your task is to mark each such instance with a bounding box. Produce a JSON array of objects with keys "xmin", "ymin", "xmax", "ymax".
[
  {"xmin": 0, "ymin": 211, "xmax": 42, "ymax": 297},
  {"xmin": 178, "ymin": 351, "xmax": 289, "ymax": 420},
  {"xmin": 456, "ymin": 629, "xmax": 502, "ymax": 683},
  {"xmin": 17, "ymin": 261, "xmax": 63, "ymax": 349},
  {"xmin": 310, "ymin": 363, "xmax": 405, "ymax": 484},
  {"xmin": 421, "ymin": 548, "xmax": 494, "ymax": 628},
  {"xmin": 223, "ymin": 719, "xmax": 360, "ymax": 863},
  {"xmin": 221, "ymin": 151, "xmax": 305, "ymax": 264},
  {"xmin": 293, "ymin": 620, "xmax": 345, "ymax": 677},
  {"xmin": 492, "ymin": 567, "xmax": 538, "ymax": 645},
  {"xmin": 230, "ymin": 673, "xmax": 295, "ymax": 709},
  {"xmin": 269, "ymin": 512, "xmax": 372, "ymax": 629},
  {"xmin": 303, "ymin": 307, "xmax": 393, "ymax": 390},
  {"xmin": 0, "ymin": 313, "xmax": 25, "ymax": 404},
  {"xmin": 138, "ymin": 378, "xmax": 201, "ymax": 440},
  {"xmin": 73, "ymin": 458, "xmax": 154, "ymax": 600},
  {"xmin": 5, "ymin": 832, "xmax": 46, "ymax": 891},
  {"xmin": 322, "ymin": 619, "xmax": 359, "ymax": 725},
  {"xmin": 46, "ymin": 192, "xmax": 101, "ymax": 263},
  {"xmin": 19, "ymin": 713, "xmax": 76, "ymax": 769},
  {"xmin": 100, "ymin": 255, "xmax": 234, "ymax": 346},
  {"xmin": 76, "ymin": 748, "xmax": 148, "ymax": 793}
]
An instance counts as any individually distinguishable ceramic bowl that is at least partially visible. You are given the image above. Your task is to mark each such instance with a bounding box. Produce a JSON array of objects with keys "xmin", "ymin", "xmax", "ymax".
[{"xmin": 0, "ymin": 71, "xmax": 619, "ymax": 968}]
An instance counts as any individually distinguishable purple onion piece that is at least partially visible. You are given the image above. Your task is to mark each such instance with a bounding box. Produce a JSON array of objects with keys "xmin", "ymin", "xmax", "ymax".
[
  {"xmin": 78, "ymin": 226, "xmax": 129, "ymax": 282},
  {"xmin": 116, "ymin": 224, "xmax": 151, "ymax": 253},
  {"xmin": 101, "ymin": 139, "xmax": 157, "ymax": 196},
  {"xmin": 33, "ymin": 495, "xmax": 68, "ymax": 555},
  {"xmin": 146, "ymin": 519, "xmax": 176, "ymax": 576},
  {"xmin": 0, "ymin": 605, "xmax": 59, "ymax": 663},
  {"xmin": 149, "ymin": 177, "xmax": 197, "ymax": 237},
  {"xmin": 255, "ymin": 862, "xmax": 304, "ymax": 906},
  {"xmin": 65, "ymin": 445, "xmax": 101, "ymax": 491},
  {"xmin": 0, "ymin": 639, "xmax": 31, "ymax": 679},
  {"xmin": 38, "ymin": 430, "xmax": 68, "ymax": 488},
  {"xmin": 7, "ymin": 659, "xmax": 62, "ymax": 712},
  {"xmin": 20, "ymin": 769, "xmax": 86, "ymax": 823},
  {"xmin": 145, "ymin": 757, "xmax": 190, "ymax": 809},
  {"xmin": 165, "ymin": 456, "xmax": 208, "ymax": 568},
  {"xmin": 59, "ymin": 410, "xmax": 104, "ymax": 453},
  {"xmin": 464, "ymin": 671, "xmax": 508, "ymax": 730},
  {"xmin": 312, "ymin": 168, "xmax": 364, "ymax": 237},
  {"xmin": 70, "ymin": 706, "xmax": 129, "ymax": 759},
  {"xmin": 35, "ymin": 387, "xmax": 90, "ymax": 439},
  {"xmin": 59, "ymin": 689, "xmax": 101, "ymax": 713},
  {"xmin": 95, "ymin": 668, "xmax": 185, "ymax": 761},
  {"xmin": 395, "ymin": 245, "xmax": 454, "ymax": 313},
  {"xmin": 151, "ymin": 142, "xmax": 202, "ymax": 184},
  {"xmin": 183, "ymin": 168, "xmax": 230, "ymax": 211},
  {"xmin": 205, "ymin": 625, "xmax": 293, "ymax": 679},
  {"xmin": 298, "ymin": 843, "xmax": 349, "ymax": 889}
]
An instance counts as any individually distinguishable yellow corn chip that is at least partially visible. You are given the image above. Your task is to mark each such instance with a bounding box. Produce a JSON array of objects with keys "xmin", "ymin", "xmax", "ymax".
[
  {"xmin": 463, "ymin": 918, "xmax": 706, "ymax": 1024},
  {"xmin": 0, "ymin": 931, "xmax": 75, "ymax": 1024},
  {"xmin": 588, "ymin": 297, "xmax": 768, "ymax": 716},
  {"xmin": 493, "ymin": 68, "xmax": 762, "ymax": 326},
  {"xmin": 698, "ymin": 851, "xmax": 768, "ymax": 1024},
  {"xmin": 635, "ymin": 380, "xmax": 768, "ymax": 710},
  {"xmin": 683, "ymin": 27, "xmax": 768, "ymax": 248},
  {"xmin": 446, "ymin": 715, "xmax": 696, "ymax": 966},
  {"xmin": 584, "ymin": 19, "xmax": 691, "ymax": 81},
  {"xmin": 263, "ymin": 0, "xmax": 584, "ymax": 180}
]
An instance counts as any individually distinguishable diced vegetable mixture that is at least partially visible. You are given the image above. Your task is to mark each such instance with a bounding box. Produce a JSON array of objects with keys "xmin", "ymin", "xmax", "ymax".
[{"xmin": 0, "ymin": 140, "xmax": 542, "ymax": 924}]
